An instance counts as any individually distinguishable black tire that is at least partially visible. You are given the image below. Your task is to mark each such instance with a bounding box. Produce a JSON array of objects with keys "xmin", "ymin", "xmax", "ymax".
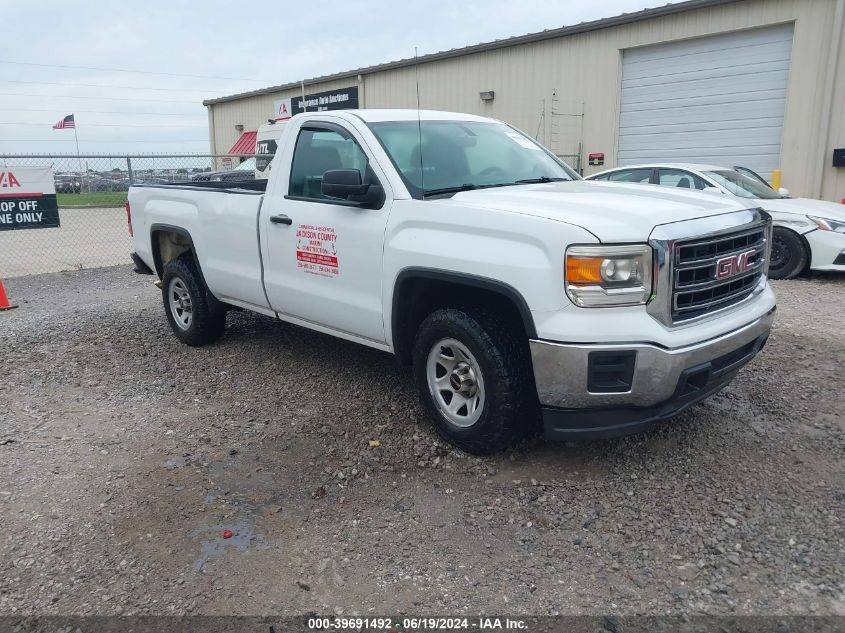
[
  {"xmin": 412, "ymin": 307, "xmax": 538, "ymax": 454},
  {"xmin": 161, "ymin": 254, "xmax": 226, "ymax": 346},
  {"xmin": 768, "ymin": 227, "xmax": 808, "ymax": 280}
]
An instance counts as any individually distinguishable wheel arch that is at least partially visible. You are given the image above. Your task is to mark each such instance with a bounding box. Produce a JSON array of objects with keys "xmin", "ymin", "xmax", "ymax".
[
  {"xmin": 391, "ymin": 267, "xmax": 537, "ymax": 366},
  {"xmin": 797, "ymin": 231, "xmax": 812, "ymax": 270},
  {"xmin": 771, "ymin": 224, "xmax": 812, "ymax": 275},
  {"xmin": 150, "ymin": 223, "xmax": 202, "ymax": 279}
]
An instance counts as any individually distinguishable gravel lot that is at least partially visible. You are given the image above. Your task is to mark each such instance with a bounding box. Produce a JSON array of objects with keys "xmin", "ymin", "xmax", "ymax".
[{"xmin": 0, "ymin": 266, "xmax": 842, "ymax": 617}]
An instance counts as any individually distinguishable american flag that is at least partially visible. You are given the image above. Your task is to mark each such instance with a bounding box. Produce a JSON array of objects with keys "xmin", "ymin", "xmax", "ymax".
[{"xmin": 52, "ymin": 114, "xmax": 75, "ymax": 129}]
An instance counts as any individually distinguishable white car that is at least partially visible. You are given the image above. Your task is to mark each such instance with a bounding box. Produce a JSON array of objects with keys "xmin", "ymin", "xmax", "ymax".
[{"xmin": 586, "ymin": 163, "xmax": 845, "ymax": 279}]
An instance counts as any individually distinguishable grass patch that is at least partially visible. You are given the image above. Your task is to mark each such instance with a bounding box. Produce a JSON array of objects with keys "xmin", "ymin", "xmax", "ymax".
[{"xmin": 57, "ymin": 192, "xmax": 127, "ymax": 208}]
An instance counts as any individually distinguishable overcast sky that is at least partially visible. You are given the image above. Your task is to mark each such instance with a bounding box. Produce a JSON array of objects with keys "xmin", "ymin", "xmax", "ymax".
[{"xmin": 0, "ymin": 0, "xmax": 665, "ymax": 155}]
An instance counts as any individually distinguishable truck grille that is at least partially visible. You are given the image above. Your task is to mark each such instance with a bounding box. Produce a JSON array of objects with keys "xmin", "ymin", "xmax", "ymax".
[{"xmin": 671, "ymin": 226, "xmax": 767, "ymax": 322}]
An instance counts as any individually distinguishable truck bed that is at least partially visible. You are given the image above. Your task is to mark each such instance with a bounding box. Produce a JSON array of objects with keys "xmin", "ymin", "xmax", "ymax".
[{"xmin": 129, "ymin": 179, "xmax": 269, "ymax": 311}]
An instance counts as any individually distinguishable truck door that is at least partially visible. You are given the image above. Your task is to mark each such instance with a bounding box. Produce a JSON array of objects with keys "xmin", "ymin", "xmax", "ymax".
[{"xmin": 259, "ymin": 119, "xmax": 391, "ymax": 344}]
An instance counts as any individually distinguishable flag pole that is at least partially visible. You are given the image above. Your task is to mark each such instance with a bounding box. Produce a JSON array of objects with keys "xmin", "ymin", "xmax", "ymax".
[
  {"xmin": 72, "ymin": 119, "xmax": 86, "ymax": 193},
  {"xmin": 72, "ymin": 123, "xmax": 81, "ymax": 156}
]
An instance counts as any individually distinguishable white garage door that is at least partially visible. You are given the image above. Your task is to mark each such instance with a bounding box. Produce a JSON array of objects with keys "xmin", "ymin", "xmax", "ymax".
[{"xmin": 618, "ymin": 24, "xmax": 794, "ymax": 179}]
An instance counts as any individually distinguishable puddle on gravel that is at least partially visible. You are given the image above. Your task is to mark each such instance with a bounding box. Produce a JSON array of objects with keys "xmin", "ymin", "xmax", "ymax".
[
  {"xmin": 162, "ymin": 456, "xmax": 189, "ymax": 469},
  {"xmin": 188, "ymin": 511, "xmax": 268, "ymax": 571}
]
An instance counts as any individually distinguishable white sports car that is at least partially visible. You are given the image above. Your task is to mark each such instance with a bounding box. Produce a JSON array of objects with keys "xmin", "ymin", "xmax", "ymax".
[{"xmin": 586, "ymin": 163, "xmax": 845, "ymax": 279}]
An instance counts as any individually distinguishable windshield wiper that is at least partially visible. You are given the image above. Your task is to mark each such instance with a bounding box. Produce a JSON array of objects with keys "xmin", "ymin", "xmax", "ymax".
[
  {"xmin": 423, "ymin": 183, "xmax": 479, "ymax": 197},
  {"xmin": 423, "ymin": 177, "xmax": 566, "ymax": 197},
  {"xmin": 514, "ymin": 176, "xmax": 567, "ymax": 184}
]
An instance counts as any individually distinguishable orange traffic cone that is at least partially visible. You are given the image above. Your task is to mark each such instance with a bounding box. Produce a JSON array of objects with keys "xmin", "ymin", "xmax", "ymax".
[{"xmin": 0, "ymin": 278, "xmax": 17, "ymax": 311}]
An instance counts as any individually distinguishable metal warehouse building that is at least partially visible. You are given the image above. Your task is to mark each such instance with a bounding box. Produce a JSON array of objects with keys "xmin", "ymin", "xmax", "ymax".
[{"xmin": 204, "ymin": 0, "xmax": 845, "ymax": 201}]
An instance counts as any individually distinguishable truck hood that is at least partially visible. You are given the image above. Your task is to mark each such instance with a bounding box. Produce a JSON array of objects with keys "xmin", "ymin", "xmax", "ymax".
[
  {"xmin": 445, "ymin": 181, "xmax": 755, "ymax": 242},
  {"xmin": 755, "ymin": 196, "xmax": 845, "ymax": 222}
]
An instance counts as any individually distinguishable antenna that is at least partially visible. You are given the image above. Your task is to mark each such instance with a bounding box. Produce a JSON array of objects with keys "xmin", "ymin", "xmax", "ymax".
[{"xmin": 414, "ymin": 46, "xmax": 424, "ymax": 196}]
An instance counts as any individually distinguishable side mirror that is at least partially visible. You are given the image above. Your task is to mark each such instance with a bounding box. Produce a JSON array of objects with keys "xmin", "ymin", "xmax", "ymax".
[
  {"xmin": 322, "ymin": 169, "xmax": 369, "ymax": 199},
  {"xmin": 778, "ymin": 187, "xmax": 790, "ymax": 197},
  {"xmin": 702, "ymin": 187, "xmax": 724, "ymax": 195}
]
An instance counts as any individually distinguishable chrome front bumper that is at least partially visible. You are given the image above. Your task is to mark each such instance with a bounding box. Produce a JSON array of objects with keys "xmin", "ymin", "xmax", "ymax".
[{"xmin": 530, "ymin": 307, "xmax": 776, "ymax": 411}]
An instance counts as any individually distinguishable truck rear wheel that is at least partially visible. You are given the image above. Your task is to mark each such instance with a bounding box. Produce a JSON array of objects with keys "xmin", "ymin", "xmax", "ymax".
[
  {"xmin": 412, "ymin": 307, "xmax": 537, "ymax": 454},
  {"xmin": 161, "ymin": 255, "xmax": 226, "ymax": 346}
]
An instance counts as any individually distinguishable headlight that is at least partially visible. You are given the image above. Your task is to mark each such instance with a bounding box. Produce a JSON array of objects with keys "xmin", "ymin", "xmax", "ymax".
[
  {"xmin": 809, "ymin": 216, "xmax": 845, "ymax": 233},
  {"xmin": 566, "ymin": 245, "xmax": 653, "ymax": 307}
]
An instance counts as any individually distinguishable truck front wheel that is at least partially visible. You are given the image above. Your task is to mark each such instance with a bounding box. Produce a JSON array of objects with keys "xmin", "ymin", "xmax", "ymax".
[
  {"xmin": 161, "ymin": 255, "xmax": 226, "ymax": 346},
  {"xmin": 412, "ymin": 307, "xmax": 537, "ymax": 454}
]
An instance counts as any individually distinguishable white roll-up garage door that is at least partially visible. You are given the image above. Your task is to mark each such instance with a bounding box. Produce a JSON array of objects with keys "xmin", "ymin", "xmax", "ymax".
[{"xmin": 618, "ymin": 24, "xmax": 794, "ymax": 179}]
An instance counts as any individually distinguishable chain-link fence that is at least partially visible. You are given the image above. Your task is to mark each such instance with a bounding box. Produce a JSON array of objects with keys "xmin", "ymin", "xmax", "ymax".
[
  {"xmin": 0, "ymin": 154, "xmax": 266, "ymax": 278},
  {"xmin": 1, "ymin": 150, "xmax": 585, "ymax": 280}
]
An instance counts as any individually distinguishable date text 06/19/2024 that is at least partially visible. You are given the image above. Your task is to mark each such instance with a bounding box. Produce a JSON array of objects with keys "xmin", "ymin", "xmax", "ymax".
[{"xmin": 306, "ymin": 617, "xmax": 528, "ymax": 630}]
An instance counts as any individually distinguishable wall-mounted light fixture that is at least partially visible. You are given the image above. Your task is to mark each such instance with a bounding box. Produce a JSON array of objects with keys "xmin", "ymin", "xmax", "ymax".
[
  {"xmin": 479, "ymin": 91, "xmax": 495, "ymax": 102},
  {"xmin": 235, "ymin": 124, "xmax": 244, "ymax": 133}
]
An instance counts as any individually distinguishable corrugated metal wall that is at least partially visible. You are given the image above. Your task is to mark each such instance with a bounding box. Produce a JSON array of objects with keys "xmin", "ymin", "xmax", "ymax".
[
  {"xmin": 820, "ymin": 0, "xmax": 845, "ymax": 202},
  {"xmin": 208, "ymin": 0, "xmax": 843, "ymax": 201}
]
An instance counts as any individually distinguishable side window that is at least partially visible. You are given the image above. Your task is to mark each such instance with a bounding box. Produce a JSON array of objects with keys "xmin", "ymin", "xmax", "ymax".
[
  {"xmin": 657, "ymin": 168, "xmax": 707, "ymax": 190},
  {"xmin": 289, "ymin": 127, "xmax": 369, "ymax": 199},
  {"xmin": 590, "ymin": 173, "xmax": 610, "ymax": 181},
  {"xmin": 607, "ymin": 168, "xmax": 653, "ymax": 183}
]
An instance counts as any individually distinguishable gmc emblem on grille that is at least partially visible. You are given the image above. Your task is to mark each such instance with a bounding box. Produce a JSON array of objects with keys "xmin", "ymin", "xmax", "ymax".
[{"xmin": 715, "ymin": 250, "xmax": 757, "ymax": 280}]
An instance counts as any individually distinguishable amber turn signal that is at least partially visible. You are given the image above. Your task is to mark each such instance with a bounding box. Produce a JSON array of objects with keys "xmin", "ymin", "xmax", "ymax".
[{"xmin": 566, "ymin": 256, "xmax": 604, "ymax": 284}]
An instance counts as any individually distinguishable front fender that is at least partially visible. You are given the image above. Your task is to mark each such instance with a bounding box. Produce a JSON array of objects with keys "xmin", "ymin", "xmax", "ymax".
[
  {"xmin": 382, "ymin": 200, "xmax": 598, "ymax": 349},
  {"xmin": 767, "ymin": 211, "xmax": 817, "ymax": 235}
]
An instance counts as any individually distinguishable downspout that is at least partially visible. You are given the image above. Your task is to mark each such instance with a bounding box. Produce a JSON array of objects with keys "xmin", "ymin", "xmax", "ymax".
[
  {"xmin": 207, "ymin": 105, "xmax": 218, "ymax": 168},
  {"xmin": 812, "ymin": 0, "xmax": 844, "ymax": 198}
]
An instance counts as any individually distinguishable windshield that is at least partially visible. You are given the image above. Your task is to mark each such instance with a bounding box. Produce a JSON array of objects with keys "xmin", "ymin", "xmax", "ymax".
[
  {"xmin": 368, "ymin": 120, "xmax": 578, "ymax": 198},
  {"xmin": 704, "ymin": 169, "xmax": 781, "ymax": 199}
]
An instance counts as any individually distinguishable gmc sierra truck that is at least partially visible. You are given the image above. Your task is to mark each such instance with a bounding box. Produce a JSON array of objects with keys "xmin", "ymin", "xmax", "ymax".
[{"xmin": 128, "ymin": 109, "xmax": 776, "ymax": 454}]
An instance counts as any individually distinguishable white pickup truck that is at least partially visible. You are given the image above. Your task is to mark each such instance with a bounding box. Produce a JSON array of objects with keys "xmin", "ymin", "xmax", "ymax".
[{"xmin": 128, "ymin": 109, "xmax": 776, "ymax": 454}]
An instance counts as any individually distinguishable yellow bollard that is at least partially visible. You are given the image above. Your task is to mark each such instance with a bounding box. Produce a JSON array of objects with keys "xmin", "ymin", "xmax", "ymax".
[{"xmin": 771, "ymin": 169, "xmax": 782, "ymax": 190}]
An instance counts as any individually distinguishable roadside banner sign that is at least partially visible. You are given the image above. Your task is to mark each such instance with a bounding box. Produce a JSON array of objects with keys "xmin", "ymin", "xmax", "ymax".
[{"xmin": 0, "ymin": 167, "xmax": 60, "ymax": 231}]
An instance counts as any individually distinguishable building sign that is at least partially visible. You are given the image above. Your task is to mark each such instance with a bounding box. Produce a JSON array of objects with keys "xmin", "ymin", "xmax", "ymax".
[
  {"xmin": 0, "ymin": 167, "xmax": 59, "ymax": 231},
  {"xmin": 588, "ymin": 152, "xmax": 605, "ymax": 166},
  {"xmin": 294, "ymin": 86, "xmax": 358, "ymax": 114},
  {"xmin": 273, "ymin": 87, "xmax": 359, "ymax": 120},
  {"xmin": 272, "ymin": 98, "xmax": 293, "ymax": 120}
]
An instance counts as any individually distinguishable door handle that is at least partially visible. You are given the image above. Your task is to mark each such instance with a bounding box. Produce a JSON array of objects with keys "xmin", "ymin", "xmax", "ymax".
[{"xmin": 270, "ymin": 214, "xmax": 293, "ymax": 226}]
